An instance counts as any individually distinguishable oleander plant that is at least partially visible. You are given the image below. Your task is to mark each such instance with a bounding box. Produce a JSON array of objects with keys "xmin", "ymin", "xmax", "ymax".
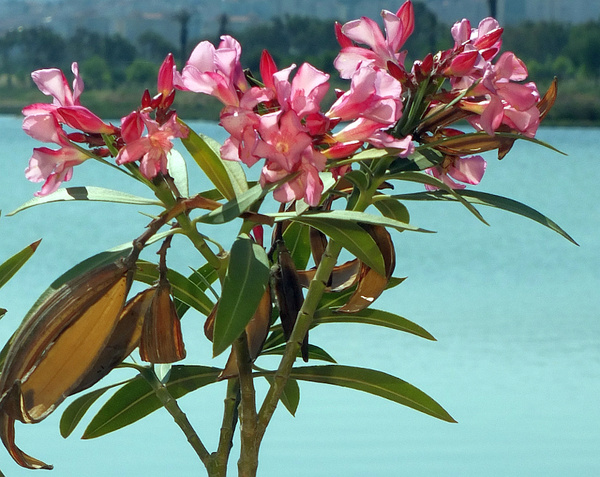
[{"xmin": 0, "ymin": 2, "xmax": 575, "ymax": 476}]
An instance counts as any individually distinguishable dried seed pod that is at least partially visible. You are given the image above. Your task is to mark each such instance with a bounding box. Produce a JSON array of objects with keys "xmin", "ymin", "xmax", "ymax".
[
  {"xmin": 338, "ymin": 224, "xmax": 396, "ymax": 314},
  {"xmin": 273, "ymin": 241, "xmax": 308, "ymax": 362},
  {"xmin": 0, "ymin": 259, "xmax": 135, "ymax": 469},
  {"xmin": 139, "ymin": 280, "xmax": 186, "ymax": 364},
  {"xmin": 73, "ymin": 288, "xmax": 153, "ymax": 394}
]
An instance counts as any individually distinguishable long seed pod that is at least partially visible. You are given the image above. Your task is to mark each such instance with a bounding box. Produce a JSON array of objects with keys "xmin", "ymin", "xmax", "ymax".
[
  {"xmin": 139, "ymin": 281, "xmax": 187, "ymax": 363},
  {"xmin": 273, "ymin": 239, "xmax": 308, "ymax": 362},
  {"xmin": 0, "ymin": 256, "xmax": 137, "ymax": 469},
  {"xmin": 139, "ymin": 237, "xmax": 186, "ymax": 364},
  {"xmin": 72, "ymin": 288, "xmax": 153, "ymax": 394}
]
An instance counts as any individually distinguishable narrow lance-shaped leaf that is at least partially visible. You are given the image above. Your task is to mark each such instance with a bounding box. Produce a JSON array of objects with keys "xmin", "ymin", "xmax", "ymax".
[
  {"xmin": 385, "ymin": 170, "xmax": 488, "ymax": 225},
  {"xmin": 313, "ymin": 308, "xmax": 435, "ymax": 341},
  {"xmin": 263, "ymin": 376, "xmax": 300, "ymax": 417},
  {"xmin": 285, "ymin": 216, "xmax": 386, "ymax": 276},
  {"xmin": 0, "ymin": 239, "xmax": 41, "ymax": 290},
  {"xmin": 179, "ymin": 121, "xmax": 237, "ymax": 200},
  {"xmin": 394, "ymin": 189, "xmax": 578, "ymax": 245},
  {"xmin": 135, "ymin": 261, "xmax": 215, "ymax": 316},
  {"xmin": 60, "ymin": 385, "xmax": 115, "ymax": 438},
  {"xmin": 281, "ymin": 221, "xmax": 311, "ymax": 271},
  {"xmin": 82, "ymin": 366, "xmax": 222, "ymax": 439},
  {"xmin": 8, "ymin": 187, "xmax": 161, "ymax": 216},
  {"xmin": 286, "ymin": 365, "xmax": 456, "ymax": 423},
  {"xmin": 261, "ymin": 343, "xmax": 337, "ymax": 363},
  {"xmin": 213, "ymin": 234, "xmax": 270, "ymax": 357},
  {"xmin": 167, "ymin": 150, "xmax": 189, "ymax": 198}
]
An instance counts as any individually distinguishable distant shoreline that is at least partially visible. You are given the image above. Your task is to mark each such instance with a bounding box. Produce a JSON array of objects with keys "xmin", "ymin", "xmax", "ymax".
[{"xmin": 2, "ymin": 85, "xmax": 598, "ymax": 127}]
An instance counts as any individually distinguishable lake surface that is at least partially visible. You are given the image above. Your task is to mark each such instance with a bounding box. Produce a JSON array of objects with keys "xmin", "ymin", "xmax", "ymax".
[{"xmin": 0, "ymin": 115, "xmax": 598, "ymax": 476}]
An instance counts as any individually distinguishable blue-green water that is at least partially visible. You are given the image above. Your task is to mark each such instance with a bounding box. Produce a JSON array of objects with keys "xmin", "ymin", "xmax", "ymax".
[{"xmin": 0, "ymin": 115, "xmax": 598, "ymax": 476}]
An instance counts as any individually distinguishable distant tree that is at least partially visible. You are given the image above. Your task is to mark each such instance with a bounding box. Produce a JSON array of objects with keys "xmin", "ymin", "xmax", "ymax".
[
  {"xmin": 137, "ymin": 31, "xmax": 177, "ymax": 64},
  {"xmin": 80, "ymin": 55, "xmax": 112, "ymax": 89},
  {"xmin": 125, "ymin": 58, "xmax": 159, "ymax": 86},
  {"xmin": 174, "ymin": 9, "xmax": 191, "ymax": 65}
]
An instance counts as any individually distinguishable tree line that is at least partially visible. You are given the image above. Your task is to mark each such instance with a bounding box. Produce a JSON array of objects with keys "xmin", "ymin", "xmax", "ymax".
[{"xmin": 0, "ymin": 4, "xmax": 598, "ymax": 121}]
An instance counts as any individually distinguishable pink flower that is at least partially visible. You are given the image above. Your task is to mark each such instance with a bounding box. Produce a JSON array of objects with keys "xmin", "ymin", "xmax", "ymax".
[
  {"xmin": 179, "ymin": 35, "xmax": 247, "ymax": 106},
  {"xmin": 426, "ymin": 155, "xmax": 487, "ymax": 190},
  {"xmin": 219, "ymin": 106, "xmax": 262, "ymax": 166},
  {"xmin": 260, "ymin": 146, "xmax": 327, "ymax": 207},
  {"xmin": 334, "ymin": 1, "xmax": 414, "ymax": 79},
  {"xmin": 451, "ymin": 17, "xmax": 503, "ymax": 61},
  {"xmin": 272, "ymin": 62, "xmax": 330, "ymax": 118},
  {"xmin": 25, "ymin": 145, "xmax": 89, "ymax": 196},
  {"xmin": 116, "ymin": 112, "xmax": 189, "ymax": 179},
  {"xmin": 31, "ymin": 63, "xmax": 83, "ymax": 108},
  {"xmin": 327, "ymin": 65, "xmax": 403, "ymax": 125},
  {"xmin": 254, "ymin": 111, "xmax": 314, "ymax": 171},
  {"xmin": 24, "ymin": 62, "xmax": 115, "ymax": 135},
  {"xmin": 462, "ymin": 52, "xmax": 541, "ymax": 136}
]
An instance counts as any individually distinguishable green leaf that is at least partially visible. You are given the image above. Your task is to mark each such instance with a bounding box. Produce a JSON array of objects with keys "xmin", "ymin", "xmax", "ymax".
[
  {"xmin": 343, "ymin": 170, "xmax": 371, "ymax": 192},
  {"xmin": 179, "ymin": 122, "xmax": 238, "ymax": 200},
  {"xmin": 288, "ymin": 365, "xmax": 456, "ymax": 423},
  {"xmin": 373, "ymin": 197, "xmax": 410, "ymax": 223},
  {"xmin": 197, "ymin": 183, "xmax": 264, "ymax": 225},
  {"xmin": 282, "ymin": 222, "xmax": 311, "ymax": 271},
  {"xmin": 8, "ymin": 186, "xmax": 161, "ymax": 215},
  {"xmin": 167, "ymin": 149, "xmax": 189, "ymax": 198},
  {"xmin": 389, "ymin": 147, "xmax": 444, "ymax": 173},
  {"xmin": 385, "ymin": 171, "xmax": 488, "ymax": 225},
  {"xmin": 201, "ymin": 132, "xmax": 249, "ymax": 197},
  {"xmin": 394, "ymin": 189, "xmax": 578, "ymax": 245},
  {"xmin": 261, "ymin": 344, "xmax": 337, "ymax": 363},
  {"xmin": 280, "ymin": 210, "xmax": 432, "ymax": 233},
  {"xmin": 175, "ymin": 263, "xmax": 219, "ymax": 317},
  {"xmin": 82, "ymin": 366, "xmax": 221, "ymax": 439},
  {"xmin": 288, "ymin": 216, "xmax": 385, "ymax": 275},
  {"xmin": 60, "ymin": 385, "xmax": 114, "ymax": 438},
  {"xmin": 313, "ymin": 308, "xmax": 435, "ymax": 341},
  {"xmin": 263, "ymin": 376, "xmax": 300, "ymax": 416},
  {"xmin": 135, "ymin": 261, "xmax": 215, "ymax": 316},
  {"xmin": 213, "ymin": 235, "xmax": 270, "ymax": 357},
  {"xmin": 0, "ymin": 239, "xmax": 41, "ymax": 290}
]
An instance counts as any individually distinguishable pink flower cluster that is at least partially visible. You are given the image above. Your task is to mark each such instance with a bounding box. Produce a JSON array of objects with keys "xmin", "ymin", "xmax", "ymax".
[
  {"xmin": 22, "ymin": 63, "xmax": 117, "ymax": 196},
  {"xmin": 21, "ymin": 1, "xmax": 546, "ymax": 199},
  {"xmin": 174, "ymin": 31, "xmax": 415, "ymax": 206}
]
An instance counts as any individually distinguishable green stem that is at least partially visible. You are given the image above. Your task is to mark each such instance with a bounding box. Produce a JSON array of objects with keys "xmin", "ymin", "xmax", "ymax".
[
  {"xmin": 140, "ymin": 367, "xmax": 211, "ymax": 466},
  {"xmin": 256, "ymin": 238, "xmax": 343, "ymax": 442},
  {"xmin": 235, "ymin": 334, "xmax": 259, "ymax": 477},
  {"xmin": 209, "ymin": 379, "xmax": 240, "ymax": 477}
]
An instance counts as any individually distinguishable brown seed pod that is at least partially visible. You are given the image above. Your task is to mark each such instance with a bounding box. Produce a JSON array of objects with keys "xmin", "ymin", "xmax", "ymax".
[
  {"xmin": 273, "ymin": 241, "xmax": 308, "ymax": 362},
  {"xmin": 0, "ymin": 259, "xmax": 135, "ymax": 469},
  {"xmin": 338, "ymin": 224, "xmax": 396, "ymax": 314},
  {"xmin": 139, "ymin": 280, "xmax": 186, "ymax": 364}
]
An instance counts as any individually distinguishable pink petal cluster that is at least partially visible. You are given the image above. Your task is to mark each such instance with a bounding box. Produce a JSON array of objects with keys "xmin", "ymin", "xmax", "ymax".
[
  {"xmin": 426, "ymin": 155, "xmax": 487, "ymax": 190},
  {"xmin": 218, "ymin": 54, "xmax": 331, "ymax": 206},
  {"xmin": 444, "ymin": 18, "xmax": 541, "ymax": 136},
  {"xmin": 116, "ymin": 112, "xmax": 189, "ymax": 179},
  {"xmin": 178, "ymin": 36, "xmax": 247, "ymax": 106},
  {"xmin": 334, "ymin": 1, "xmax": 414, "ymax": 79},
  {"xmin": 22, "ymin": 63, "xmax": 115, "ymax": 195}
]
